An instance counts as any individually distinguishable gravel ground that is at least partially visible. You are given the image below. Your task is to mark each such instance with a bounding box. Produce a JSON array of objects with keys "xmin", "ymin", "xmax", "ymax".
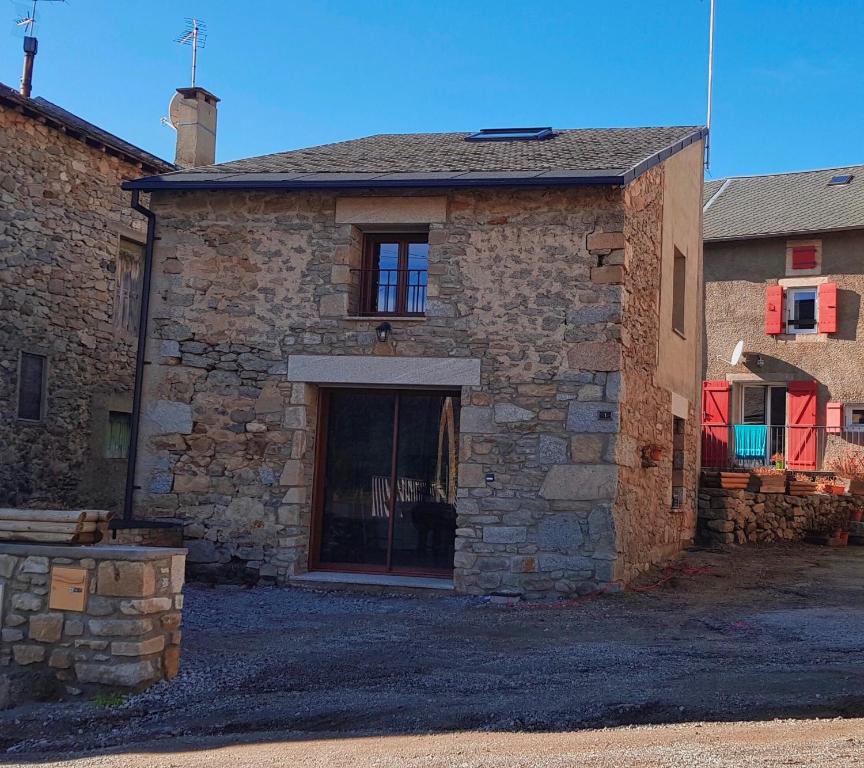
[{"xmin": 2, "ymin": 544, "xmax": 864, "ymax": 764}]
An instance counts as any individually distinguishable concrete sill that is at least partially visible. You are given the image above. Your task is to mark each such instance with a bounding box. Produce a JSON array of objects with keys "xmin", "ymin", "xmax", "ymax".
[{"xmin": 292, "ymin": 571, "xmax": 454, "ymax": 590}]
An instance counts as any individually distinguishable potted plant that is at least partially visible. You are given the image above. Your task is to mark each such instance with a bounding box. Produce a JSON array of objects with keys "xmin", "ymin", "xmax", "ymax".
[
  {"xmin": 749, "ymin": 465, "xmax": 786, "ymax": 493},
  {"xmin": 789, "ymin": 472, "xmax": 818, "ymax": 495},
  {"xmin": 827, "ymin": 449, "xmax": 864, "ymax": 496},
  {"xmin": 771, "ymin": 452, "xmax": 785, "ymax": 470},
  {"xmin": 808, "ymin": 505, "xmax": 850, "ymax": 546}
]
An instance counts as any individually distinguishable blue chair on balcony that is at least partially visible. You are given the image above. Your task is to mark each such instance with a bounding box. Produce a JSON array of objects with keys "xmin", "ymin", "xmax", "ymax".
[{"xmin": 734, "ymin": 424, "xmax": 768, "ymax": 464}]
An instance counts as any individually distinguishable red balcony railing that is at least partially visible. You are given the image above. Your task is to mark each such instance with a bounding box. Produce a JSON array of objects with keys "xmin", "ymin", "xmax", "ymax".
[{"xmin": 701, "ymin": 424, "xmax": 864, "ymax": 472}]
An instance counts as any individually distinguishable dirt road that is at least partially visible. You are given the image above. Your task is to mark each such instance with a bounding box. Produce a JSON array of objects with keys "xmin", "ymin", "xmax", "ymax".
[
  {"xmin": 2, "ymin": 544, "xmax": 863, "ymax": 764},
  {"xmin": 11, "ymin": 719, "xmax": 864, "ymax": 768}
]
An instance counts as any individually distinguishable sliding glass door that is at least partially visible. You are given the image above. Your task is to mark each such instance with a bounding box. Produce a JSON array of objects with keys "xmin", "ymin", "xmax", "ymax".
[{"xmin": 312, "ymin": 389, "xmax": 460, "ymax": 576}]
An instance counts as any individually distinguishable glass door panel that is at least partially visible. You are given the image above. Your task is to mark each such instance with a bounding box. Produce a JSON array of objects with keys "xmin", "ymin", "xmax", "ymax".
[
  {"xmin": 390, "ymin": 393, "xmax": 459, "ymax": 572},
  {"xmin": 317, "ymin": 391, "xmax": 395, "ymax": 568},
  {"xmin": 315, "ymin": 389, "xmax": 459, "ymax": 575}
]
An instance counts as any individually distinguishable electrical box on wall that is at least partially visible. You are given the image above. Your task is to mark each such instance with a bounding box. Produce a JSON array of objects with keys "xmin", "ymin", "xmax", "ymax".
[{"xmin": 49, "ymin": 567, "xmax": 89, "ymax": 612}]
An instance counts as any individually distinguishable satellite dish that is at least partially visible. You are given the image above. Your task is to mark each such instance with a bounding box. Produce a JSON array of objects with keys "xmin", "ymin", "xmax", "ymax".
[
  {"xmin": 728, "ymin": 339, "xmax": 745, "ymax": 366},
  {"xmin": 161, "ymin": 92, "xmax": 183, "ymax": 131}
]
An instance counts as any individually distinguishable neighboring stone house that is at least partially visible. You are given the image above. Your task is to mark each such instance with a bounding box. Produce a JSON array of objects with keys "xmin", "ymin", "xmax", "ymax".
[
  {"xmin": 0, "ymin": 82, "xmax": 173, "ymax": 510},
  {"xmin": 702, "ymin": 165, "xmax": 864, "ymax": 472},
  {"xmin": 124, "ymin": 124, "xmax": 706, "ymax": 596}
]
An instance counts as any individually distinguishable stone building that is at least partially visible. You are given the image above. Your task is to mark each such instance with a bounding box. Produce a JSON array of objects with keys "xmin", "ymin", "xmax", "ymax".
[
  {"xmin": 124, "ymin": 124, "xmax": 706, "ymax": 596},
  {"xmin": 702, "ymin": 165, "xmax": 864, "ymax": 472},
  {"xmin": 0, "ymin": 82, "xmax": 172, "ymax": 510}
]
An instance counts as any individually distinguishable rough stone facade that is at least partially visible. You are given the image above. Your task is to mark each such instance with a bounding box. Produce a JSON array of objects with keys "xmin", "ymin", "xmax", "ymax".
[
  {"xmin": 0, "ymin": 543, "xmax": 185, "ymax": 705},
  {"xmin": 0, "ymin": 92, "xmax": 169, "ymax": 510},
  {"xmin": 698, "ymin": 487, "xmax": 863, "ymax": 545},
  {"xmin": 132, "ymin": 142, "xmax": 704, "ymax": 596}
]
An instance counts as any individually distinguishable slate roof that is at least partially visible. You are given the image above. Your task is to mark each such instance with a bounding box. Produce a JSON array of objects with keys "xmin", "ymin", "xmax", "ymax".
[
  {"xmin": 124, "ymin": 125, "xmax": 707, "ymax": 191},
  {"xmin": 0, "ymin": 82, "xmax": 172, "ymax": 173},
  {"xmin": 703, "ymin": 165, "xmax": 864, "ymax": 241}
]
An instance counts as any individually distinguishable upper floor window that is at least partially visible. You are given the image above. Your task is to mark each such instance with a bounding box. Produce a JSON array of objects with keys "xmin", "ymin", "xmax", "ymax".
[
  {"xmin": 359, "ymin": 233, "xmax": 428, "ymax": 316},
  {"xmin": 115, "ymin": 238, "xmax": 144, "ymax": 336},
  {"xmin": 672, "ymin": 247, "xmax": 686, "ymax": 336},
  {"xmin": 787, "ymin": 287, "xmax": 817, "ymax": 334},
  {"xmin": 18, "ymin": 352, "xmax": 46, "ymax": 421},
  {"xmin": 105, "ymin": 411, "xmax": 132, "ymax": 459}
]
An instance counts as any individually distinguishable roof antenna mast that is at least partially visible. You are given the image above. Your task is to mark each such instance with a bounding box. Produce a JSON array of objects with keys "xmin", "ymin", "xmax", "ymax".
[
  {"xmin": 705, "ymin": 0, "xmax": 716, "ymax": 170},
  {"xmin": 13, "ymin": 0, "xmax": 64, "ymax": 97},
  {"xmin": 176, "ymin": 18, "xmax": 207, "ymax": 87}
]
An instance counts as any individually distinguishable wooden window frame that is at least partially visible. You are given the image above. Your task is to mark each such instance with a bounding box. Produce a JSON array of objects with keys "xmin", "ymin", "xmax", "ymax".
[
  {"xmin": 115, "ymin": 237, "xmax": 144, "ymax": 338},
  {"xmin": 359, "ymin": 233, "xmax": 429, "ymax": 317}
]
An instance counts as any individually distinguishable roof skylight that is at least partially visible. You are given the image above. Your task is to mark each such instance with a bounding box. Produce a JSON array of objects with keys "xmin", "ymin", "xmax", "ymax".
[
  {"xmin": 828, "ymin": 174, "xmax": 854, "ymax": 186},
  {"xmin": 466, "ymin": 127, "xmax": 554, "ymax": 142}
]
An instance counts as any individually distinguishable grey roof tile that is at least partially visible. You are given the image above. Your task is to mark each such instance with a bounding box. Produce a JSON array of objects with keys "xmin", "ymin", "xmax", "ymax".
[
  {"xmin": 126, "ymin": 126, "xmax": 705, "ymax": 189},
  {"xmin": 704, "ymin": 165, "xmax": 864, "ymax": 241}
]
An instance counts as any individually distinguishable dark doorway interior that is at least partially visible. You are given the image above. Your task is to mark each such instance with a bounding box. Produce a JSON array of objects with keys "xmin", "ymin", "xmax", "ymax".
[{"xmin": 311, "ymin": 389, "xmax": 460, "ymax": 576}]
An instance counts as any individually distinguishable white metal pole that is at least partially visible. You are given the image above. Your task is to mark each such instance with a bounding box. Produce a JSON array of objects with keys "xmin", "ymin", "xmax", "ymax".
[
  {"xmin": 705, "ymin": 0, "xmax": 716, "ymax": 169},
  {"xmin": 191, "ymin": 20, "xmax": 198, "ymax": 87}
]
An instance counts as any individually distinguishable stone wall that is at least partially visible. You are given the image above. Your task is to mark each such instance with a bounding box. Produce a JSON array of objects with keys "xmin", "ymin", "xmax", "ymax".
[
  {"xmin": 0, "ymin": 99, "xmax": 160, "ymax": 510},
  {"xmin": 612, "ymin": 160, "xmax": 701, "ymax": 582},
  {"xmin": 0, "ymin": 544, "xmax": 185, "ymax": 705},
  {"xmin": 698, "ymin": 487, "xmax": 863, "ymax": 544},
  {"xmin": 132, "ymin": 165, "xmax": 702, "ymax": 596}
]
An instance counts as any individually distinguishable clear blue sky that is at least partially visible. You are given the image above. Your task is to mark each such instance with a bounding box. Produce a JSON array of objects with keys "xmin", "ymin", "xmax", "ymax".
[{"xmin": 2, "ymin": 0, "xmax": 861, "ymax": 179}]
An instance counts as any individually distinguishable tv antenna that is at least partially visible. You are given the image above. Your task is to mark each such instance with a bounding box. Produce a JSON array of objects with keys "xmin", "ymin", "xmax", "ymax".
[
  {"xmin": 176, "ymin": 17, "xmax": 206, "ymax": 88},
  {"xmin": 12, "ymin": 0, "xmax": 64, "ymax": 98}
]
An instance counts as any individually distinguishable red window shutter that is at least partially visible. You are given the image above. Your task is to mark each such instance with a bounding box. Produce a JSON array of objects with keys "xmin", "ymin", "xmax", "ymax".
[
  {"xmin": 791, "ymin": 246, "xmax": 817, "ymax": 270},
  {"xmin": 787, "ymin": 380, "xmax": 818, "ymax": 470},
  {"xmin": 701, "ymin": 380, "xmax": 731, "ymax": 468},
  {"xmin": 765, "ymin": 285, "xmax": 784, "ymax": 334},
  {"xmin": 826, "ymin": 401, "xmax": 843, "ymax": 435},
  {"xmin": 818, "ymin": 282, "xmax": 838, "ymax": 334}
]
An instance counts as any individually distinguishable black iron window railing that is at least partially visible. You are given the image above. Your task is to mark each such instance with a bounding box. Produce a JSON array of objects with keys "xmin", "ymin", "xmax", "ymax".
[{"xmin": 354, "ymin": 267, "xmax": 428, "ymax": 316}]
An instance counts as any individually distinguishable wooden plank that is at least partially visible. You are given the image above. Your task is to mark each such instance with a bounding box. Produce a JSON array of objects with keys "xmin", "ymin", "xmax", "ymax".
[
  {"xmin": 0, "ymin": 509, "xmax": 86, "ymax": 524},
  {"xmin": 0, "ymin": 531, "xmax": 77, "ymax": 543},
  {"xmin": 0, "ymin": 521, "xmax": 97, "ymax": 534}
]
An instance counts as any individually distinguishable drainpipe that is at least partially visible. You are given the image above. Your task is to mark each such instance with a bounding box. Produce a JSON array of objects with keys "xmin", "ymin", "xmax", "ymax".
[{"xmin": 123, "ymin": 189, "xmax": 157, "ymax": 521}]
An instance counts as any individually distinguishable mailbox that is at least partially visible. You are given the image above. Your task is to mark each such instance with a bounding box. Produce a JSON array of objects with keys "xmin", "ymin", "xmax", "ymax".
[{"xmin": 49, "ymin": 567, "xmax": 89, "ymax": 612}]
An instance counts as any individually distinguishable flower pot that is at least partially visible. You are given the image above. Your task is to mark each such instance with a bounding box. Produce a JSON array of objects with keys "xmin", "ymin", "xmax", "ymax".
[
  {"xmin": 789, "ymin": 480, "xmax": 818, "ymax": 496},
  {"xmin": 829, "ymin": 485, "xmax": 847, "ymax": 496},
  {"xmin": 848, "ymin": 479, "xmax": 864, "ymax": 496},
  {"xmin": 829, "ymin": 530, "xmax": 849, "ymax": 547},
  {"xmin": 852, "ymin": 509, "xmax": 864, "ymax": 523},
  {"xmin": 719, "ymin": 471, "xmax": 750, "ymax": 490}
]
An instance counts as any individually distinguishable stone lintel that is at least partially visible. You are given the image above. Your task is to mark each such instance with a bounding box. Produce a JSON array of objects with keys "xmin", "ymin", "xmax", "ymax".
[
  {"xmin": 287, "ymin": 355, "xmax": 481, "ymax": 387},
  {"xmin": 335, "ymin": 196, "xmax": 447, "ymax": 224}
]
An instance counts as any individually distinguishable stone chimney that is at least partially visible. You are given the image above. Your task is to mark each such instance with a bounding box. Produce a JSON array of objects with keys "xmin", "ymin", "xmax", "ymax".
[{"xmin": 172, "ymin": 86, "xmax": 219, "ymax": 168}]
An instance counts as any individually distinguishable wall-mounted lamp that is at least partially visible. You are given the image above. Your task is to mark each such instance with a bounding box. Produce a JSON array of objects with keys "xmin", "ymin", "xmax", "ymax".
[
  {"xmin": 375, "ymin": 322, "xmax": 392, "ymax": 343},
  {"xmin": 756, "ymin": 354, "xmax": 765, "ymax": 368}
]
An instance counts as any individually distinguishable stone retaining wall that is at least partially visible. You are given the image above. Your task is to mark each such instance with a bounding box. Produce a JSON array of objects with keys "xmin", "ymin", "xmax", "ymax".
[
  {"xmin": 0, "ymin": 544, "xmax": 185, "ymax": 706},
  {"xmin": 697, "ymin": 487, "xmax": 864, "ymax": 544}
]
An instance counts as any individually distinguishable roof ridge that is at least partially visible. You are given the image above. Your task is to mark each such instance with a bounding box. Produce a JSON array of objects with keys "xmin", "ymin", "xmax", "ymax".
[{"xmin": 710, "ymin": 163, "xmax": 864, "ymax": 183}]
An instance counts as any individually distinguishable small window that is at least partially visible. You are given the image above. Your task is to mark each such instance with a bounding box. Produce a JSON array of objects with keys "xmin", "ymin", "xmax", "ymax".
[
  {"xmin": 671, "ymin": 416, "xmax": 685, "ymax": 509},
  {"xmin": 672, "ymin": 248, "xmax": 686, "ymax": 336},
  {"xmin": 828, "ymin": 174, "xmax": 853, "ymax": 186},
  {"xmin": 105, "ymin": 411, "xmax": 132, "ymax": 458},
  {"xmin": 18, "ymin": 352, "xmax": 46, "ymax": 421},
  {"xmin": 787, "ymin": 287, "xmax": 818, "ymax": 334},
  {"xmin": 115, "ymin": 238, "xmax": 144, "ymax": 336},
  {"xmin": 359, "ymin": 233, "xmax": 428, "ymax": 316},
  {"xmin": 465, "ymin": 127, "xmax": 554, "ymax": 142},
  {"xmin": 844, "ymin": 405, "xmax": 864, "ymax": 430}
]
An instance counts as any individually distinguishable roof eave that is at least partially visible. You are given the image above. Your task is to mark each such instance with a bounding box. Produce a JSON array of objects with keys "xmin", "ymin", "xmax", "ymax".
[{"xmin": 122, "ymin": 173, "xmax": 630, "ymax": 192}]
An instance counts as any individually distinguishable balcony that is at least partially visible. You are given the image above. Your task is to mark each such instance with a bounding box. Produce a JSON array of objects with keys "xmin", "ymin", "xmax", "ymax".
[
  {"xmin": 353, "ymin": 268, "xmax": 428, "ymax": 317},
  {"xmin": 701, "ymin": 424, "xmax": 864, "ymax": 472}
]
